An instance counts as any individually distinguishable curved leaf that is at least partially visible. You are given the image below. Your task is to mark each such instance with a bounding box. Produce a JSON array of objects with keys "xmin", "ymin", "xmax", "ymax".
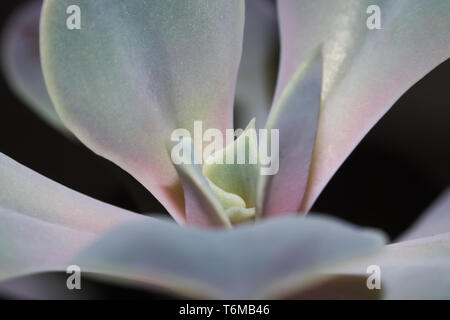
[
  {"xmin": 276, "ymin": 0, "xmax": 450, "ymax": 211},
  {"xmin": 0, "ymin": 207, "xmax": 95, "ymax": 282},
  {"xmin": 74, "ymin": 214, "xmax": 386, "ymax": 299},
  {"xmin": 0, "ymin": 152, "xmax": 140, "ymax": 233},
  {"xmin": 203, "ymin": 119, "xmax": 259, "ymax": 209},
  {"xmin": 281, "ymin": 274, "xmax": 382, "ymax": 299},
  {"xmin": 330, "ymin": 232, "xmax": 450, "ymax": 299},
  {"xmin": 234, "ymin": 0, "xmax": 278, "ymax": 129},
  {"xmin": 397, "ymin": 187, "xmax": 450, "ymax": 242},
  {"xmin": 41, "ymin": 0, "xmax": 245, "ymax": 223},
  {"xmin": 257, "ymin": 48, "xmax": 322, "ymax": 218},
  {"xmin": 2, "ymin": 0, "xmax": 70, "ymax": 136},
  {"xmin": 171, "ymin": 138, "xmax": 231, "ymax": 228}
]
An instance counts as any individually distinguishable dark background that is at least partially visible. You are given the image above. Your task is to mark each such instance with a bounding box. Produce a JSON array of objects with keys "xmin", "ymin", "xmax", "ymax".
[{"xmin": 1, "ymin": 1, "xmax": 449, "ymax": 241}]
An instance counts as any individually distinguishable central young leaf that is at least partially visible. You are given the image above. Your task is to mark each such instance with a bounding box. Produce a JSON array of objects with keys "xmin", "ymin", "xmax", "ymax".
[{"xmin": 202, "ymin": 119, "xmax": 259, "ymax": 224}]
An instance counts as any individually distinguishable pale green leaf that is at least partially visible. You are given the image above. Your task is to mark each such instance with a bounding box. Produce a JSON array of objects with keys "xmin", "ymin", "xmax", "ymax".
[
  {"xmin": 41, "ymin": 0, "xmax": 245, "ymax": 223},
  {"xmin": 74, "ymin": 214, "xmax": 386, "ymax": 299},
  {"xmin": 203, "ymin": 119, "xmax": 259, "ymax": 209}
]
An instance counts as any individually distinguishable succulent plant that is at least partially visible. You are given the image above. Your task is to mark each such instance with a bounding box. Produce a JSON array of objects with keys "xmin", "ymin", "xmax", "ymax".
[{"xmin": 1, "ymin": 0, "xmax": 449, "ymax": 299}]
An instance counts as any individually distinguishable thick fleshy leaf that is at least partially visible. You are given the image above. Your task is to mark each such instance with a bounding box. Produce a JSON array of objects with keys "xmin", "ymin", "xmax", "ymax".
[
  {"xmin": 208, "ymin": 180, "xmax": 246, "ymax": 211},
  {"xmin": 41, "ymin": 0, "xmax": 245, "ymax": 223},
  {"xmin": 397, "ymin": 187, "xmax": 450, "ymax": 242},
  {"xmin": 1, "ymin": 0, "xmax": 70, "ymax": 136},
  {"xmin": 203, "ymin": 119, "xmax": 259, "ymax": 209},
  {"xmin": 0, "ymin": 152, "xmax": 140, "ymax": 233},
  {"xmin": 330, "ymin": 232, "xmax": 450, "ymax": 299},
  {"xmin": 171, "ymin": 138, "xmax": 231, "ymax": 228},
  {"xmin": 0, "ymin": 207, "xmax": 95, "ymax": 282},
  {"xmin": 276, "ymin": 0, "xmax": 450, "ymax": 211},
  {"xmin": 234, "ymin": 0, "xmax": 278, "ymax": 129},
  {"xmin": 74, "ymin": 214, "xmax": 386, "ymax": 299},
  {"xmin": 257, "ymin": 49, "xmax": 322, "ymax": 218}
]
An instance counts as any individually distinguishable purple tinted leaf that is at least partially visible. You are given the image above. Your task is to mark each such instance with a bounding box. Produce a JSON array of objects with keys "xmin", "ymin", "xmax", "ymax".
[
  {"xmin": 0, "ymin": 152, "xmax": 141, "ymax": 233},
  {"xmin": 75, "ymin": 214, "xmax": 386, "ymax": 299},
  {"xmin": 277, "ymin": 0, "xmax": 450, "ymax": 211},
  {"xmin": 2, "ymin": 0, "xmax": 71, "ymax": 136}
]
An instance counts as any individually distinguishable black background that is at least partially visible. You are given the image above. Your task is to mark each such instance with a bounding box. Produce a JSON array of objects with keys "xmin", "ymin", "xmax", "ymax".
[{"xmin": 1, "ymin": 2, "xmax": 449, "ymax": 242}]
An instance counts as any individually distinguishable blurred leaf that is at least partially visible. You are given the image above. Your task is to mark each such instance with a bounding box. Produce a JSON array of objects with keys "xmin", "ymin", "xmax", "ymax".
[
  {"xmin": 0, "ymin": 207, "xmax": 95, "ymax": 282},
  {"xmin": 171, "ymin": 138, "xmax": 231, "ymax": 228},
  {"xmin": 74, "ymin": 214, "xmax": 386, "ymax": 299},
  {"xmin": 397, "ymin": 187, "xmax": 450, "ymax": 242},
  {"xmin": 2, "ymin": 0, "xmax": 72, "ymax": 137},
  {"xmin": 234, "ymin": 0, "xmax": 278, "ymax": 129},
  {"xmin": 331, "ymin": 232, "xmax": 450, "ymax": 299},
  {"xmin": 0, "ymin": 152, "xmax": 140, "ymax": 233}
]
